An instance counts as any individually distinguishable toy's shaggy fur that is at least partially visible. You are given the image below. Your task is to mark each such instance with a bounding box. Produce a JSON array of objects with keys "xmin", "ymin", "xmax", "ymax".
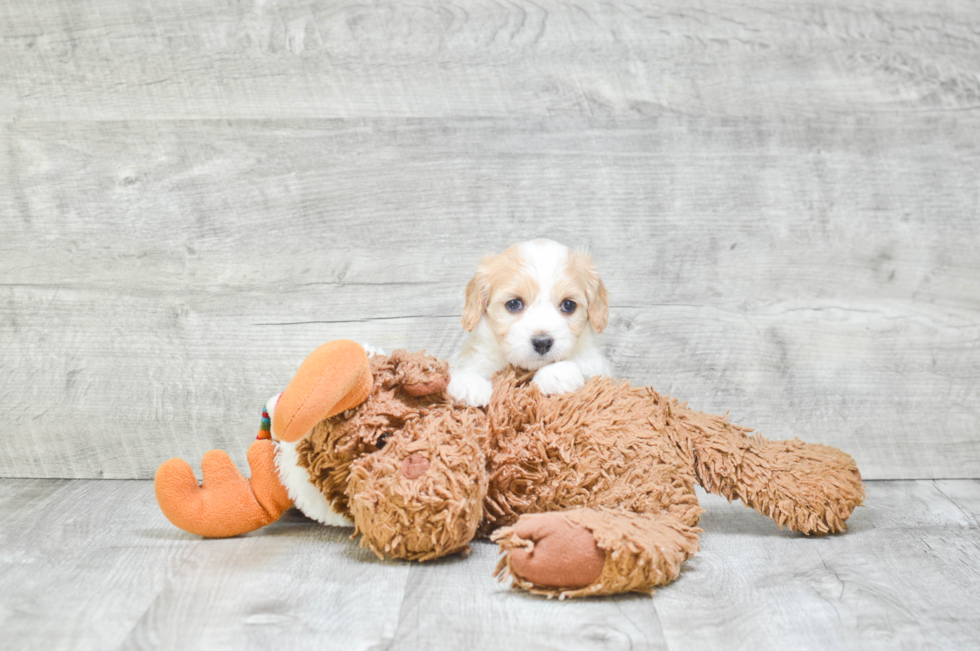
[{"xmin": 292, "ymin": 348, "xmax": 864, "ymax": 598}]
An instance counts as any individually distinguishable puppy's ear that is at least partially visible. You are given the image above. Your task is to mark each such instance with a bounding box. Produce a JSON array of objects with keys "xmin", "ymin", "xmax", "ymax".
[
  {"xmin": 461, "ymin": 267, "xmax": 489, "ymax": 332},
  {"xmin": 588, "ymin": 277, "xmax": 609, "ymax": 334},
  {"xmin": 388, "ymin": 350, "xmax": 451, "ymax": 397},
  {"xmin": 570, "ymin": 251, "xmax": 609, "ymax": 334}
]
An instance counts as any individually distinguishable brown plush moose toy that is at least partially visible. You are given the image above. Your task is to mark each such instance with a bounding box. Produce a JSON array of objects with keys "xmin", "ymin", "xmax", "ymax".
[{"xmin": 156, "ymin": 340, "xmax": 864, "ymax": 598}]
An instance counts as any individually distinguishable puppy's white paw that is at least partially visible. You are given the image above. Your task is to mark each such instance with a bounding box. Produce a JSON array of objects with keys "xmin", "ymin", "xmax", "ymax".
[
  {"xmin": 532, "ymin": 361, "xmax": 585, "ymax": 396},
  {"xmin": 575, "ymin": 353, "xmax": 612, "ymax": 380},
  {"xmin": 358, "ymin": 343, "xmax": 386, "ymax": 358},
  {"xmin": 447, "ymin": 372, "xmax": 493, "ymax": 407}
]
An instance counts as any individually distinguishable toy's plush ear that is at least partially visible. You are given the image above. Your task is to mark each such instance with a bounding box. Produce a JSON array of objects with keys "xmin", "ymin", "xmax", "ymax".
[
  {"xmin": 387, "ymin": 349, "xmax": 451, "ymax": 397},
  {"xmin": 273, "ymin": 340, "xmax": 374, "ymax": 443}
]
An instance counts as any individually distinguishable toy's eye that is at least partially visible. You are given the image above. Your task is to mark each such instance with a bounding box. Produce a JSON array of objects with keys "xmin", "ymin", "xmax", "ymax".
[
  {"xmin": 376, "ymin": 431, "xmax": 392, "ymax": 449},
  {"xmin": 560, "ymin": 299, "xmax": 577, "ymax": 314},
  {"xmin": 505, "ymin": 298, "xmax": 524, "ymax": 313}
]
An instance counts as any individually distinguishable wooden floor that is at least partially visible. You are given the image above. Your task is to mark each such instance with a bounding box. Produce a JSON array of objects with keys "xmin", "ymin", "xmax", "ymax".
[{"xmin": 1, "ymin": 478, "xmax": 977, "ymax": 650}]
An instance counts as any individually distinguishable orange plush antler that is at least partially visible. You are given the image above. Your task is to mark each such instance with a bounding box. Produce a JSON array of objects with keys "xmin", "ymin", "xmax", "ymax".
[
  {"xmin": 155, "ymin": 439, "xmax": 293, "ymax": 537},
  {"xmin": 155, "ymin": 340, "xmax": 373, "ymax": 537}
]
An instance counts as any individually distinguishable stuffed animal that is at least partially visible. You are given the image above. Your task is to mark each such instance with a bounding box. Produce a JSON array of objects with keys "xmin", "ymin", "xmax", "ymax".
[{"xmin": 155, "ymin": 340, "xmax": 864, "ymax": 598}]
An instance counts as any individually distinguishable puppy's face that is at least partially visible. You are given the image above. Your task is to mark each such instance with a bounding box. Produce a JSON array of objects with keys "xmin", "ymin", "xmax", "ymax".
[{"xmin": 461, "ymin": 239, "xmax": 608, "ymax": 371}]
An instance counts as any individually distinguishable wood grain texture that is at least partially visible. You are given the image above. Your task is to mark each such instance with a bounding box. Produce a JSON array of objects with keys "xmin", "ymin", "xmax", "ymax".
[
  {"xmin": 2, "ymin": 0, "xmax": 980, "ymax": 120},
  {"xmin": 1, "ymin": 0, "xmax": 979, "ymax": 480},
  {"xmin": 2, "ymin": 114, "xmax": 977, "ymax": 479},
  {"xmin": 656, "ymin": 481, "xmax": 980, "ymax": 650},
  {"xmin": 119, "ymin": 514, "xmax": 412, "ymax": 650},
  {"xmin": 0, "ymin": 479, "xmax": 201, "ymax": 650},
  {"xmin": 0, "ymin": 478, "xmax": 977, "ymax": 650},
  {"xmin": 390, "ymin": 546, "xmax": 665, "ymax": 651}
]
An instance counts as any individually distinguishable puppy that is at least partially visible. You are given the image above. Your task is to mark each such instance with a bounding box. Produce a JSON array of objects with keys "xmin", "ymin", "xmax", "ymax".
[{"xmin": 447, "ymin": 239, "xmax": 611, "ymax": 407}]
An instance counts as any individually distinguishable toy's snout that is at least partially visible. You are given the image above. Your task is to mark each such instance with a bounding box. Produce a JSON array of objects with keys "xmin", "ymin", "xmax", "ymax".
[
  {"xmin": 347, "ymin": 410, "xmax": 488, "ymax": 562},
  {"xmin": 401, "ymin": 453, "xmax": 430, "ymax": 479}
]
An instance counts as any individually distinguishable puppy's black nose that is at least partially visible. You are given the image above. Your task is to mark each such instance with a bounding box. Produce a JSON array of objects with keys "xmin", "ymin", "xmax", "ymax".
[{"xmin": 531, "ymin": 335, "xmax": 554, "ymax": 355}]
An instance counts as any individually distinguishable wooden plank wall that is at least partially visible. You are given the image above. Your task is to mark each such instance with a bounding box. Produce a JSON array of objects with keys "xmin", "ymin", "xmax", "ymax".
[{"xmin": 1, "ymin": 0, "xmax": 978, "ymax": 479}]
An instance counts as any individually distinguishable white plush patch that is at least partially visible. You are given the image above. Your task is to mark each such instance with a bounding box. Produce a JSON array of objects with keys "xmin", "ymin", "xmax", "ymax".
[
  {"xmin": 274, "ymin": 439, "xmax": 353, "ymax": 527},
  {"xmin": 358, "ymin": 343, "xmax": 385, "ymax": 358}
]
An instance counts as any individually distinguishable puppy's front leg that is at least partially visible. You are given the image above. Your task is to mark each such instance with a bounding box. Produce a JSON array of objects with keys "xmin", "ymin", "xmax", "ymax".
[
  {"xmin": 533, "ymin": 346, "xmax": 611, "ymax": 396},
  {"xmin": 532, "ymin": 360, "xmax": 585, "ymax": 396},
  {"xmin": 447, "ymin": 368, "xmax": 494, "ymax": 407},
  {"xmin": 571, "ymin": 347, "xmax": 612, "ymax": 380}
]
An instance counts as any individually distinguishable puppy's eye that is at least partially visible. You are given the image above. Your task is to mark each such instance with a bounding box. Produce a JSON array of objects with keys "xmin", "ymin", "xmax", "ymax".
[
  {"xmin": 376, "ymin": 431, "xmax": 392, "ymax": 449},
  {"xmin": 560, "ymin": 299, "xmax": 577, "ymax": 314},
  {"xmin": 505, "ymin": 298, "xmax": 524, "ymax": 313}
]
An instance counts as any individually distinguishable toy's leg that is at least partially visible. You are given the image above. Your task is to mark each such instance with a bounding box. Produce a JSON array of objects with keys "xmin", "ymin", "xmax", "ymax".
[
  {"xmin": 493, "ymin": 508, "xmax": 700, "ymax": 598},
  {"xmin": 665, "ymin": 405, "xmax": 865, "ymax": 534},
  {"xmin": 155, "ymin": 439, "xmax": 293, "ymax": 537}
]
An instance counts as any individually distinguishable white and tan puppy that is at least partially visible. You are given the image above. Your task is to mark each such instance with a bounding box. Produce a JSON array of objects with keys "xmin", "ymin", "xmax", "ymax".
[{"xmin": 448, "ymin": 239, "xmax": 611, "ymax": 407}]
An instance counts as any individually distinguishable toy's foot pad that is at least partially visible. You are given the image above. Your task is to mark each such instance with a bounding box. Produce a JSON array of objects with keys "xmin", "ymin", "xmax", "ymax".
[{"xmin": 506, "ymin": 513, "xmax": 605, "ymax": 589}]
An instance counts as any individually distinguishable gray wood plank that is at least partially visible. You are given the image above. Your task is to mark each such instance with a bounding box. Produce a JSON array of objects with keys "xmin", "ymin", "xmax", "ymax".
[
  {"xmin": 654, "ymin": 481, "xmax": 980, "ymax": 651},
  {"xmin": 390, "ymin": 544, "xmax": 666, "ymax": 651},
  {"xmin": 933, "ymin": 479, "xmax": 980, "ymax": 522},
  {"xmin": 1, "ymin": 1, "xmax": 979, "ymax": 121},
  {"xmin": 118, "ymin": 512, "xmax": 411, "ymax": 651},
  {"xmin": 0, "ymin": 479, "xmax": 200, "ymax": 651},
  {"xmin": 1, "ymin": 115, "xmax": 977, "ymax": 479},
  {"xmin": 1, "ymin": 479, "xmax": 978, "ymax": 650}
]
